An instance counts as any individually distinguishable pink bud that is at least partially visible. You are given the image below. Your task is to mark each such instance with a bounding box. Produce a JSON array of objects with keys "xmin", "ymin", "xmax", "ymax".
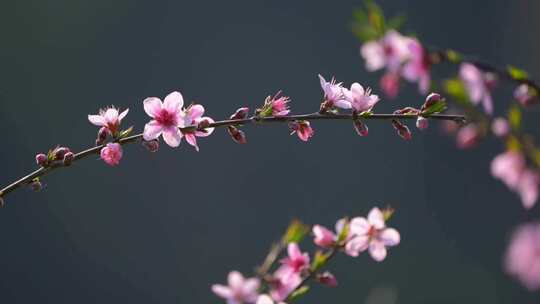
[
  {"xmin": 100, "ymin": 143, "xmax": 123, "ymax": 166},
  {"xmin": 54, "ymin": 147, "xmax": 70, "ymax": 160},
  {"xmin": 392, "ymin": 120, "xmax": 412, "ymax": 140},
  {"xmin": 142, "ymin": 140, "xmax": 160, "ymax": 153},
  {"xmin": 514, "ymin": 84, "xmax": 539, "ymax": 107},
  {"xmin": 36, "ymin": 153, "xmax": 48, "ymax": 167},
  {"xmin": 312, "ymin": 225, "xmax": 336, "ymax": 247},
  {"xmin": 423, "ymin": 92, "xmax": 442, "ymax": 110},
  {"xmin": 197, "ymin": 118, "xmax": 212, "ymax": 129},
  {"xmin": 491, "ymin": 117, "xmax": 510, "ymax": 137},
  {"xmin": 227, "ymin": 126, "xmax": 247, "ymax": 144},
  {"xmin": 316, "ymin": 271, "xmax": 338, "ymax": 287},
  {"xmin": 230, "ymin": 107, "xmax": 250, "ymax": 120},
  {"xmin": 63, "ymin": 152, "xmax": 74, "ymax": 166},
  {"xmin": 29, "ymin": 179, "xmax": 42, "ymax": 192},
  {"xmin": 96, "ymin": 127, "xmax": 109, "ymax": 145},
  {"xmin": 416, "ymin": 116, "xmax": 429, "ymax": 130},
  {"xmin": 353, "ymin": 120, "xmax": 369, "ymax": 136}
]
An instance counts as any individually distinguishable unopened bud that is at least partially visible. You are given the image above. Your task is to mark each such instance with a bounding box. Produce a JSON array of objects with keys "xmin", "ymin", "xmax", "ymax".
[
  {"xmin": 353, "ymin": 120, "xmax": 369, "ymax": 136},
  {"xmin": 230, "ymin": 107, "xmax": 250, "ymax": 120},
  {"xmin": 227, "ymin": 126, "xmax": 247, "ymax": 144},
  {"xmin": 96, "ymin": 127, "xmax": 109, "ymax": 145},
  {"xmin": 422, "ymin": 92, "xmax": 442, "ymax": 110},
  {"xmin": 416, "ymin": 116, "xmax": 429, "ymax": 130},
  {"xmin": 392, "ymin": 120, "xmax": 412, "ymax": 140},
  {"xmin": 316, "ymin": 272, "xmax": 338, "ymax": 287},
  {"xmin": 54, "ymin": 147, "xmax": 70, "ymax": 160},
  {"xmin": 514, "ymin": 84, "xmax": 539, "ymax": 107},
  {"xmin": 35, "ymin": 153, "xmax": 48, "ymax": 167},
  {"xmin": 63, "ymin": 152, "xmax": 74, "ymax": 166},
  {"xmin": 29, "ymin": 179, "xmax": 42, "ymax": 192},
  {"xmin": 142, "ymin": 140, "xmax": 160, "ymax": 152},
  {"xmin": 198, "ymin": 118, "xmax": 212, "ymax": 129}
]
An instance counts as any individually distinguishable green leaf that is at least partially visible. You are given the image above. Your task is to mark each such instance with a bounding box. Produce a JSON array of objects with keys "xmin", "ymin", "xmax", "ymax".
[
  {"xmin": 311, "ymin": 250, "xmax": 328, "ymax": 271},
  {"xmin": 289, "ymin": 286, "xmax": 310, "ymax": 301},
  {"xmin": 508, "ymin": 105, "xmax": 522, "ymax": 130},
  {"xmin": 445, "ymin": 49, "xmax": 462, "ymax": 63},
  {"xmin": 443, "ymin": 78, "xmax": 470, "ymax": 105},
  {"xmin": 422, "ymin": 100, "xmax": 447, "ymax": 115},
  {"xmin": 283, "ymin": 220, "xmax": 309, "ymax": 244},
  {"xmin": 507, "ymin": 65, "xmax": 529, "ymax": 81},
  {"xmin": 366, "ymin": 0, "xmax": 386, "ymax": 35}
]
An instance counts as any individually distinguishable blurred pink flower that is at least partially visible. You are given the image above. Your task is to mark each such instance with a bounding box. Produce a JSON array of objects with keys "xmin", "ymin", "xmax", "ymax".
[
  {"xmin": 491, "ymin": 117, "xmax": 510, "ymax": 137},
  {"xmin": 270, "ymin": 266, "xmax": 302, "ymax": 302},
  {"xmin": 143, "ymin": 91, "xmax": 185, "ymax": 147},
  {"xmin": 360, "ymin": 30, "xmax": 411, "ymax": 72},
  {"xmin": 460, "ymin": 63, "xmax": 495, "ymax": 115},
  {"xmin": 181, "ymin": 104, "xmax": 215, "ymax": 151},
  {"xmin": 456, "ymin": 124, "xmax": 481, "ymax": 149},
  {"xmin": 517, "ymin": 170, "xmax": 540, "ymax": 209},
  {"xmin": 88, "ymin": 106, "xmax": 129, "ymax": 135},
  {"xmin": 313, "ymin": 224, "xmax": 337, "ymax": 247},
  {"xmin": 380, "ymin": 72, "xmax": 400, "ymax": 99},
  {"xmin": 346, "ymin": 207, "xmax": 400, "ymax": 262},
  {"xmin": 505, "ymin": 222, "xmax": 540, "ymax": 291},
  {"xmin": 318, "ymin": 74, "xmax": 351, "ymax": 109},
  {"xmin": 514, "ymin": 84, "xmax": 539, "ymax": 107},
  {"xmin": 289, "ymin": 120, "xmax": 314, "ymax": 142},
  {"xmin": 100, "ymin": 143, "xmax": 123, "ymax": 166},
  {"xmin": 343, "ymin": 83, "xmax": 380, "ymax": 113},
  {"xmin": 401, "ymin": 39, "xmax": 431, "ymax": 94},
  {"xmin": 491, "ymin": 151, "xmax": 526, "ymax": 190},
  {"xmin": 212, "ymin": 271, "xmax": 260, "ymax": 304},
  {"xmin": 280, "ymin": 243, "xmax": 310, "ymax": 275}
]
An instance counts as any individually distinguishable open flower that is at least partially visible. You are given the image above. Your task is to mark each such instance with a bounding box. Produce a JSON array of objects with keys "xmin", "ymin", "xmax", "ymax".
[
  {"xmin": 269, "ymin": 266, "xmax": 302, "ymax": 302},
  {"xmin": 180, "ymin": 104, "xmax": 215, "ymax": 151},
  {"xmin": 312, "ymin": 218, "xmax": 348, "ymax": 248},
  {"xmin": 505, "ymin": 222, "xmax": 540, "ymax": 291},
  {"xmin": 343, "ymin": 83, "xmax": 380, "ymax": 113},
  {"xmin": 100, "ymin": 143, "xmax": 123, "ymax": 166},
  {"xmin": 280, "ymin": 243, "xmax": 310, "ymax": 275},
  {"xmin": 401, "ymin": 39, "xmax": 431, "ymax": 94},
  {"xmin": 346, "ymin": 207, "xmax": 400, "ymax": 261},
  {"xmin": 360, "ymin": 30, "xmax": 411, "ymax": 72},
  {"xmin": 258, "ymin": 91, "xmax": 291, "ymax": 117},
  {"xmin": 143, "ymin": 91, "xmax": 185, "ymax": 147},
  {"xmin": 88, "ymin": 106, "xmax": 129, "ymax": 136},
  {"xmin": 460, "ymin": 63, "xmax": 495, "ymax": 115},
  {"xmin": 289, "ymin": 120, "xmax": 314, "ymax": 142},
  {"xmin": 212, "ymin": 271, "xmax": 260, "ymax": 304},
  {"xmin": 318, "ymin": 74, "xmax": 351, "ymax": 109}
]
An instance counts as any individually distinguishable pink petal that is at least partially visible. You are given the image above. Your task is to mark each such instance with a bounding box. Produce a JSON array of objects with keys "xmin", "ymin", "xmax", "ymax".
[
  {"xmin": 482, "ymin": 94, "xmax": 494, "ymax": 115},
  {"xmin": 242, "ymin": 278, "xmax": 260, "ymax": 297},
  {"xmin": 287, "ymin": 243, "xmax": 302, "ymax": 259},
  {"xmin": 162, "ymin": 127, "xmax": 183, "ymax": 147},
  {"xmin": 369, "ymin": 240, "xmax": 387, "ymax": 262},
  {"xmin": 88, "ymin": 115, "xmax": 106, "ymax": 127},
  {"xmin": 185, "ymin": 133, "xmax": 199, "ymax": 151},
  {"xmin": 257, "ymin": 295, "xmax": 274, "ymax": 304},
  {"xmin": 334, "ymin": 99, "xmax": 352, "ymax": 109},
  {"xmin": 195, "ymin": 117, "xmax": 215, "ymax": 137},
  {"xmin": 104, "ymin": 108, "xmax": 119, "ymax": 124},
  {"xmin": 164, "ymin": 91, "xmax": 184, "ymax": 112},
  {"xmin": 367, "ymin": 207, "xmax": 385, "ymax": 229},
  {"xmin": 143, "ymin": 97, "xmax": 163, "ymax": 118},
  {"xmin": 349, "ymin": 217, "xmax": 370, "ymax": 236},
  {"xmin": 227, "ymin": 271, "xmax": 244, "ymax": 289},
  {"xmin": 345, "ymin": 235, "xmax": 369, "ymax": 257},
  {"xmin": 350, "ymin": 82, "xmax": 365, "ymax": 99},
  {"xmin": 379, "ymin": 228, "xmax": 400, "ymax": 246},
  {"xmin": 188, "ymin": 104, "xmax": 205, "ymax": 121},
  {"xmin": 118, "ymin": 108, "xmax": 129, "ymax": 121},
  {"xmin": 335, "ymin": 218, "xmax": 348, "ymax": 235},
  {"xmin": 143, "ymin": 120, "xmax": 164, "ymax": 141},
  {"xmin": 211, "ymin": 284, "xmax": 233, "ymax": 299},
  {"xmin": 360, "ymin": 41, "xmax": 386, "ymax": 71}
]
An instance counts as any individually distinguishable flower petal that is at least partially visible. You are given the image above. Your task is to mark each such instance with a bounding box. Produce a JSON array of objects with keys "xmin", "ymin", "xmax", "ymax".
[
  {"xmin": 187, "ymin": 104, "xmax": 205, "ymax": 121},
  {"xmin": 211, "ymin": 284, "xmax": 233, "ymax": 299},
  {"xmin": 287, "ymin": 243, "xmax": 302, "ymax": 259},
  {"xmin": 143, "ymin": 97, "xmax": 163, "ymax": 118},
  {"xmin": 345, "ymin": 235, "xmax": 369, "ymax": 257},
  {"xmin": 164, "ymin": 91, "xmax": 184, "ymax": 112},
  {"xmin": 379, "ymin": 228, "xmax": 400, "ymax": 246},
  {"xmin": 227, "ymin": 271, "xmax": 244, "ymax": 289},
  {"xmin": 88, "ymin": 115, "xmax": 106, "ymax": 127},
  {"xmin": 349, "ymin": 217, "xmax": 370, "ymax": 236},
  {"xmin": 369, "ymin": 240, "xmax": 387, "ymax": 262},
  {"xmin": 350, "ymin": 82, "xmax": 365, "ymax": 98},
  {"xmin": 367, "ymin": 207, "xmax": 385, "ymax": 229},
  {"xmin": 143, "ymin": 120, "xmax": 163, "ymax": 141},
  {"xmin": 162, "ymin": 127, "xmax": 183, "ymax": 147},
  {"xmin": 118, "ymin": 108, "xmax": 129, "ymax": 121},
  {"xmin": 257, "ymin": 295, "xmax": 274, "ymax": 304},
  {"xmin": 185, "ymin": 133, "xmax": 199, "ymax": 151}
]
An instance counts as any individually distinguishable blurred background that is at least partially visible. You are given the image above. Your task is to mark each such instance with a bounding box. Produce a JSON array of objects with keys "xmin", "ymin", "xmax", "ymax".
[{"xmin": 1, "ymin": 0, "xmax": 540, "ymax": 303}]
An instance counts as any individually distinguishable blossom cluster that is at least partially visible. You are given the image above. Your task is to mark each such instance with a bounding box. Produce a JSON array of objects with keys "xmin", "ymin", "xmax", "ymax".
[{"xmin": 212, "ymin": 207, "xmax": 400, "ymax": 304}]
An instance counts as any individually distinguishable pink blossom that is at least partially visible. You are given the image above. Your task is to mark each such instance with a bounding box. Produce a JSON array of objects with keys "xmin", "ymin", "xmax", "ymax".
[
  {"xmin": 504, "ymin": 222, "xmax": 540, "ymax": 291},
  {"xmin": 343, "ymin": 83, "xmax": 380, "ymax": 113},
  {"xmin": 517, "ymin": 170, "xmax": 539, "ymax": 209},
  {"xmin": 100, "ymin": 143, "xmax": 123, "ymax": 166},
  {"xmin": 460, "ymin": 63, "xmax": 495, "ymax": 115},
  {"xmin": 180, "ymin": 104, "xmax": 215, "ymax": 151},
  {"xmin": 456, "ymin": 124, "xmax": 481, "ymax": 149},
  {"xmin": 280, "ymin": 243, "xmax": 310, "ymax": 275},
  {"xmin": 360, "ymin": 30, "xmax": 411, "ymax": 72},
  {"xmin": 269, "ymin": 266, "xmax": 302, "ymax": 302},
  {"xmin": 416, "ymin": 117, "xmax": 428, "ymax": 130},
  {"xmin": 260, "ymin": 92, "xmax": 290, "ymax": 117},
  {"xmin": 514, "ymin": 84, "xmax": 539, "ymax": 107},
  {"xmin": 490, "ymin": 151, "xmax": 526, "ymax": 190},
  {"xmin": 346, "ymin": 207, "xmax": 400, "ymax": 262},
  {"xmin": 88, "ymin": 106, "xmax": 129, "ymax": 135},
  {"xmin": 316, "ymin": 271, "xmax": 338, "ymax": 287},
  {"xmin": 380, "ymin": 72, "xmax": 400, "ymax": 99},
  {"xmin": 318, "ymin": 74, "xmax": 351, "ymax": 109},
  {"xmin": 143, "ymin": 91, "xmax": 185, "ymax": 147},
  {"xmin": 312, "ymin": 224, "xmax": 337, "ymax": 247},
  {"xmin": 491, "ymin": 118, "xmax": 510, "ymax": 137},
  {"xmin": 212, "ymin": 271, "xmax": 260, "ymax": 304},
  {"xmin": 289, "ymin": 120, "xmax": 314, "ymax": 142},
  {"xmin": 401, "ymin": 39, "xmax": 431, "ymax": 94}
]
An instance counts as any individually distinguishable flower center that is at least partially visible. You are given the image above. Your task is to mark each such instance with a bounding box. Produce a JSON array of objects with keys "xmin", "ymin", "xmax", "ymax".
[{"xmin": 156, "ymin": 109, "xmax": 177, "ymax": 127}]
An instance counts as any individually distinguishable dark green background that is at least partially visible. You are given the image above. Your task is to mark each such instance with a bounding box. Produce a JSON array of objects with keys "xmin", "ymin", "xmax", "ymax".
[{"xmin": 1, "ymin": 0, "xmax": 539, "ymax": 303}]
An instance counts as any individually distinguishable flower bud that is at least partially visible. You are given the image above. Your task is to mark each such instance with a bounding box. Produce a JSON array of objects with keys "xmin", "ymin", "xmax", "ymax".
[
  {"xmin": 316, "ymin": 271, "xmax": 338, "ymax": 287},
  {"xmin": 514, "ymin": 84, "xmax": 539, "ymax": 107},
  {"xmin": 392, "ymin": 120, "xmax": 412, "ymax": 140},
  {"xmin": 63, "ymin": 152, "xmax": 74, "ymax": 166},
  {"xmin": 416, "ymin": 116, "xmax": 429, "ymax": 130},
  {"xmin": 142, "ymin": 140, "xmax": 160, "ymax": 153},
  {"xmin": 422, "ymin": 92, "xmax": 442, "ymax": 110},
  {"xmin": 227, "ymin": 126, "xmax": 247, "ymax": 144},
  {"xmin": 100, "ymin": 143, "xmax": 123, "ymax": 166},
  {"xmin": 96, "ymin": 127, "xmax": 109, "ymax": 145},
  {"xmin": 230, "ymin": 107, "xmax": 250, "ymax": 120},
  {"xmin": 353, "ymin": 120, "xmax": 369, "ymax": 136},
  {"xmin": 29, "ymin": 179, "xmax": 42, "ymax": 192},
  {"xmin": 35, "ymin": 153, "xmax": 48, "ymax": 167},
  {"xmin": 54, "ymin": 147, "xmax": 70, "ymax": 160},
  {"xmin": 198, "ymin": 118, "xmax": 212, "ymax": 129}
]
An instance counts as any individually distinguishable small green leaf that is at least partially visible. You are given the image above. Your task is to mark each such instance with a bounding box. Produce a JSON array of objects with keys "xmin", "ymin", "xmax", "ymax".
[
  {"xmin": 118, "ymin": 126, "xmax": 134, "ymax": 139},
  {"xmin": 311, "ymin": 250, "xmax": 328, "ymax": 271},
  {"xmin": 507, "ymin": 65, "xmax": 529, "ymax": 81},
  {"xmin": 422, "ymin": 100, "xmax": 447, "ymax": 115},
  {"xmin": 283, "ymin": 220, "xmax": 309, "ymax": 244},
  {"xmin": 445, "ymin": 49, "xmax": 462, "ymax": 63},
  {"xmin": 289, "ymin": 286, "xmax": 310, "ymax": 301},
  {"xmin": 508, "ymin": 105, "xmax": 522, "ymax": 130},
  {"xmin": 443, "ymin": 78, "xmax": 470, "ymax": 105}
]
